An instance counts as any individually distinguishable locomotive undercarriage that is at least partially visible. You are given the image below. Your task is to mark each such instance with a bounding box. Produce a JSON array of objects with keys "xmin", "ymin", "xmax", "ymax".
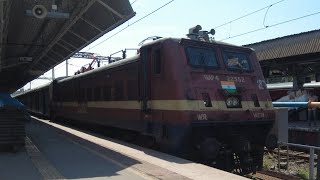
[{"xmin": 190, "ymin": 121, "xmax": 273, "ymax": 175}]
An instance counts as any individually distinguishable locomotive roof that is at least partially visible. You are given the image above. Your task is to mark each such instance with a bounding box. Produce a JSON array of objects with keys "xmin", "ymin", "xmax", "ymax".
[
  {"xmin": 12, "ymin": 81, "xmax": 51, "ymax": 98},
  {"xmin": 58, "ymin": 54, "xmax": 140, "ymax": 84},
  {"xmin": 57, "ymin": 38, "xmax": 251, "ymax": 84},
  {"xmin": 139, "ymin": 37, "xmax": 249, "ymax": 50}
]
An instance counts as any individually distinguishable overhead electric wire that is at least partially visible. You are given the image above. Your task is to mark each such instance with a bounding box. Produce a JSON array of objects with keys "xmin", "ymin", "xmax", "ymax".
[
  {"xmin": 87, "ymin": 0, "xmax": 175, "ymax": 51},
  {"xmin": 219, "ymin": 10, "xmax": 320, "ymax": 41},
  {"xmin": 88, "ymin": 0, "xmax": 284, "ymax": 50},
  {"xmin": 263, "ymin": 5, "xmax": 272, "ymax": 27},
  {"xmin": 68, "ymin": 63, "xmax": 81, "ymax": 68},
  {"xmin": 52, "ymin": 62, "xmax": 66, "ymax": 70},
  {"xmin": 54, "ymin": 56, "xmax": 88, "ymax": 70},
  {"xmin": 214, "ymin": 0, "xmax": 285, "ymax": 29},
  {"xmin": 131, "ymin": 0, "xmax": 138, "ymax": 5}
]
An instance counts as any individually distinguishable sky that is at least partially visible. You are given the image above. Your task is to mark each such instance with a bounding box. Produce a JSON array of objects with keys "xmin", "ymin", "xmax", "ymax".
[{"xmin": 24, "ymin": 0, "xmax": 320, "ymax": 90}]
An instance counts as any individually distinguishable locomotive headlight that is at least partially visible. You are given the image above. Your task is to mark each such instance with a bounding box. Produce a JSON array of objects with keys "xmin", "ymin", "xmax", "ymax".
[
  {"xmin": 226, "ymin": 98, "xmax": 233, "ymax": 107},
  {"xmin": 226, "ymin": 97, "xmax": 241, "ymax": 108},
  {"xmin": 232, "ymin": 98, "xmax": 239, "ymax": 106}
]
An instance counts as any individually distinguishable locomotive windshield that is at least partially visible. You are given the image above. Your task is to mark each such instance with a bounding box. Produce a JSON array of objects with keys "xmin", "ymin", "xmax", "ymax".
[
  {"xmin": 185, "ymin": 47, "xmax": 219, "ymax": 68},
  {"xmin": 223, "ymin": 51, "xmax": 251, "ymax": 71}
]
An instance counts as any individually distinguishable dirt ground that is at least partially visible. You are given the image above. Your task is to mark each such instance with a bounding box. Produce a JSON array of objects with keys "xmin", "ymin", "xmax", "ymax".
[{"xmin": 263, "ymin": 151, "xmax": 317, "ymax": 180}]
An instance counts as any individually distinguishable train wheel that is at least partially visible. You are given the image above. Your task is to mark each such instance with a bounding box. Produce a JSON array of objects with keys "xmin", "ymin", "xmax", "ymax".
[
  {"xmin": 137, "ymin": 135, "xmax": 156, "ymax": 148},
  {"xmin": 50, "ymin": 114, "xmax": 57, "ymax": 122},
  {"xmin": 199, "ymin": 138, "xmax": 221, "ymax": 163},
  {"xmin": 212, "ymin": 148, "xmax": 234, "ymax": 171},
  {"xmin": 121, "ymin": 132, "xmax": 138, "ymax": 143}
]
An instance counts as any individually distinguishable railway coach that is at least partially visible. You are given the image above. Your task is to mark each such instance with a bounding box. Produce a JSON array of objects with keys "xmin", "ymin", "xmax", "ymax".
[{"xmin": 15, "ymin": 26, "xmax": 275, "ymax": 174}]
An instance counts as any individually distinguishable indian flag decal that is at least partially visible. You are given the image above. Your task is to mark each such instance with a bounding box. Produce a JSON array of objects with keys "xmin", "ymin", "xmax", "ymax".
[{"xmin": 221, "ymin": 81, "xmax": 237, "ymax": 93}]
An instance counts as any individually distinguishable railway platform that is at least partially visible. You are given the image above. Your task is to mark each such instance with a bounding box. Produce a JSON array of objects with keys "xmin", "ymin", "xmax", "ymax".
[{"xmin": 0, "ymin": 117, "xmax": 248, "ymax": 180}]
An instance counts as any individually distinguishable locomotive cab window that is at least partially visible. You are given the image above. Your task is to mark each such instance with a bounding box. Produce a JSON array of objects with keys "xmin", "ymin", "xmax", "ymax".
[
  {"xmin": 223, "ymin": 51, "xmax": 251, "ymax": 72},
  {"xmin": 153, "ymin": 49, "xmax": 161, "ymax": 74},
  {"xmin": 185, "ymin": 47, "xmax": 219, "ymax": 68}
]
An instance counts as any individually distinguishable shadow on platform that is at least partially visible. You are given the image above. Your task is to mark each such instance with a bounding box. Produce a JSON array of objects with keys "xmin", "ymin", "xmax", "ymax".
[{"xmin": 26, "ymin": 120, "xmax": 147, "ymax": 180}]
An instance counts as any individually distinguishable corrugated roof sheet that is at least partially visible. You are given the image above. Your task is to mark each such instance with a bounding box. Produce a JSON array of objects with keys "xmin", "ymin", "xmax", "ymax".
[
  {"xmin": 245, "ymin": 29, "xmax": 320, "ymax": 61},
  {"xmin": 0, "ymin": 0, "xmax": 135, "ymax": 92}
]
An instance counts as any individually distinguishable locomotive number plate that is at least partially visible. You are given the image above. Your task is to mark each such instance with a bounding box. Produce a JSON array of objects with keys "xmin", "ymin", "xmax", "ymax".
[
  {"xmin": 226, "ymin": 76, "xmax": 245, "ymax": 83},
  {"xmin": 203, "ymin": 74, "xmax": 220, "ymax": 81}
]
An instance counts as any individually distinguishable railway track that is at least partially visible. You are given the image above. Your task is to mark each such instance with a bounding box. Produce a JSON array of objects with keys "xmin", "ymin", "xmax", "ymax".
[
  {"xmin": 265, "ymin": 148, "xmax": 318, "ymax": 165},
  {"xmin": 252, "ymin": 170, "xmax": 300, "ymax": 180},
  {"xmin": 258, "ymin": 148, "xmax": 318, "ymax": 180}
]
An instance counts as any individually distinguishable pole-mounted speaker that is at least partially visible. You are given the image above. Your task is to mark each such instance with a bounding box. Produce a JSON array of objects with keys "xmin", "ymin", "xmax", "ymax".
[
  {"xmin": 26, "ymin": 4, "xmax": 69, "ymax": 19},
  {"xmin": 32, "ymin": 5, "xmax": 47, "ymax": 19}
]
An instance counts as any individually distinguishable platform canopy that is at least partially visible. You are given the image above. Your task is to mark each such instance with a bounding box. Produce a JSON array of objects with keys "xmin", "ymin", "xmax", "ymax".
[
  {"xmin": 0, "ymin": 0, "xmax": 135, "ymax": 92},
  {"xmin": 245, "ymin": 29, "xmax": 320, "ymax": 82}
]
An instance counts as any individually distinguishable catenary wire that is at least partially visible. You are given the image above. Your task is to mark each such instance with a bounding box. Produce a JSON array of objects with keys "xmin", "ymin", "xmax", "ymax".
[
  {"xmin": 131, "ymin": 0, "xmax": 138, "ymax": 5},
  {"xmin": 214, "ymin": 0, "xmax": 285, "ymax": 29},
  {"xmin": 87, "ymin": 0, "xmax": 175, "ymax": 51},
  {"xmin": 219, "ymin": 11, "xmax": 320, "ymax": 41},
  {"xmin": 263, "ymin": 5, "xmax": 272, "ymax": 27}
]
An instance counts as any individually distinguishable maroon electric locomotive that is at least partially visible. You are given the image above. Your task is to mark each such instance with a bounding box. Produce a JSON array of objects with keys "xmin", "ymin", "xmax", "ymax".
[{"xmin": 15, "ymin": 26, "xmax": 275, "ymax": 174}]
